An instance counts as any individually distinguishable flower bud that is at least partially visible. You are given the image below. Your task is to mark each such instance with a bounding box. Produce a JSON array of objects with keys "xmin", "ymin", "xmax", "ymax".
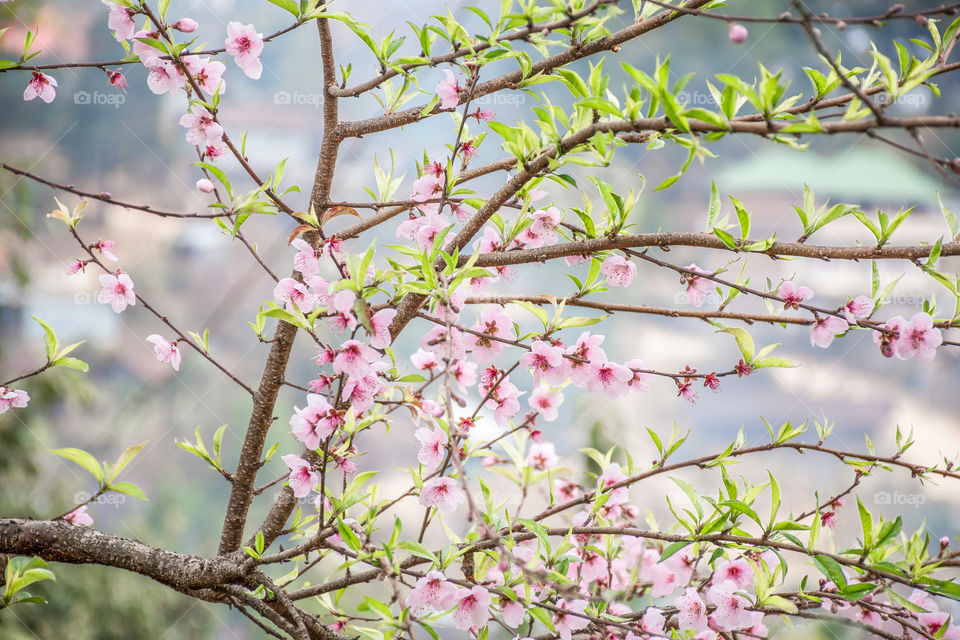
[
  {"xmin": 196, "ymin": 178, "xmax": 215, "ymax": 193},
  {"xmin": 171, "ymin": 18, "xmax": 198, "ymax": 33},
  {"xmin": 728, "ymin": 23, "xmax": 748, "ymax": 43}
]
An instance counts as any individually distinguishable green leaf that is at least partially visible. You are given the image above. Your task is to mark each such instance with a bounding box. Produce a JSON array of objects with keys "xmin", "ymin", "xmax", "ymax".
[
  {"xmin": 32, "ymin": 315, "xmax": 58, "ymax": 360},
  {"xmin": 813, "ymin": 554, "xmax": 847, "ymax": 588},
  {"xmin": 267, "ymin": 0, "xmax": 300, "ymax": 17},
  {"xmin": 729, "ymin": 196, "xmax": 750, "ymax": 240},
  {"xmin": 52, "ymin": 357, "xmax": 89, "ymax": 372},
  {"xmin": 716, "ymin": 326, "xmax": 755, "ymax": 362},
  {"xmin": 108, "ymin": 481, "xmax": 148, "ymax": 501},
  {"xmin": 762, "ymin": 594, "xmax": 798, "ymax": 614},
  {"xmin": 50, "ymin": 448, "xmax": 103, "ymax": 484},
  {"xmin": 705, "ymin": 181, "xmax": 721, "ymax": 231},
  {"xmin": 712, "ymin": 226, "xmax": 739, "ymax": 250},
  {"xmin": 107, "ymin": 442, "xmax": 146, "ymax": 483}
]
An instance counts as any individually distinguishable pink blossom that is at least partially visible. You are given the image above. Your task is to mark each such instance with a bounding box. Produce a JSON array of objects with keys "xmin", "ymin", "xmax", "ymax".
[
  {"xmin": 341, "ymin": 368, "xmax": 386, "ymax": 413},
  {"xmin": 225, "ymin": 22, "xmax": 264, "ymax": 80},
  {"xmin": 329, "ymin": 290, "xmax": 358, "ymax": 331},
  {"xmin": 729, "ymin": 23, "xmax": 749, "ymax": 43},
  {"xmin": 107, "ymin": 69, "xmax": 127, "ymax": 90},
  {"xmin": 554, "ymin": 478, "xmax": 579, "ymax": 502},
  {"xmin": 714, "ymin": 558, "xmax": 754, "ymax": 590},
  {"xmin": 145, "ymin": 57, "xmax": 185, "ymax": 95},
  {"xmin": 406, "ymin": 570, "xmax": 459, "ymax": 612},
  {"xmin": 0, "ymin": 388, "xmax": 29, "ymax": 414},
  {"xmin": 810, "ymin": 315, "xmax": 848, "ymax": 348},
  {"xmin": 102, "ymin": 1, "xmax": 136, "ymax": 41},
  {"xmin": 598, "ymin": 463, "xmax": 629, "ymax": 506},
  {"xmin": 529, "ymin": 387, "xmax": 563, "ymax": 422},
  {"xmin": 843, "ymin": 295, "xmax": 873, "ymax": 323},
  {"xmin": 895, "ymin": 312, "xmax": 942, "ymax": 361},
  {"xmin": 452, "ymin": 585, "xmax": 492, "ymax": 629},
  {"xmin": 196, "ymin": 179, "xmax": 215, "ymax": 193},
  {"xmin": 486, "ymin": 378, "xmax": 523, "ymax": 426},
  {"xmin": 367, "ymin": 308, "xmax": 396, "ymax": 349},
  {"xmin": 682, "ymin": 264, "xmax": 713, "ymax": 307},
  {"xmin": 416, "ymin": 213, "xmax": 451, "ymax": 249},
  {"xmin": 290, "ymin": 394, "xmax": 344, "ymax": 449},
  {"xmin": 552, "ymin": 598, "xmax": 589, "ymax": 640},
  {"xmin": 419, "ymin": 477, "xmax": 465, "ymax": 513},
  {"xmin": 650, "ymin": 563, "xmax": 681, "ymax": 597},
  {"xmin": 184, "ymin": 56, "xmax": 227, "ymax": 95},
  {"xmin": 411, "ymin": 348, "xmax": 440, "ymax": 371},
  {"xmin": 675, "ymin": 587, "xmax": 709, "ymax": 631},
  {"xmin": 179, "ymin": 105, "xmax": 223, "ymax": 146},
  {"xmin": 289, "ymin": 238, "xmax": 319, "ymax": 280},
  {"xmin": 273, "ymin": 278, "xmax": 314, "ymax": 313},
  {"xmin": 641, "ymin": 607, "xmax": 665, "ymax": 634},
  {"xmin": 520, "ymin": 340, "xmax": 566, "ymax": 386},
  {"xmin": 778, "ymin": 280, "xmax": 813, "ymax": 310},
  {"xmin": 132, "ymin": 30, "xmax": 161, "ymax": 61},
  {"xmin": 499, "ymin": 585, "xmax": 526, "ymax": 627},
  {"xmin": 333, "ymin": 339, "xmax": 379, "ymax": 381},
  {"xmin": 531, "ymin": 207, "xmax": 562, "ymax": 244},
  {"xmin": 66, "ymin": 259, "xmax": 89, "ymax": 275},
  {"xmin": 92, "ymin": 239, "xmax": 118, "ymax": 261},
  {"xmin": 421, "ymin": 325, "xmax": 466, "ymax": 360},
  {"xmin": 436, "ymin": 69, "xmax": 461, "ymax": 109},
  {"xmin": 873, "ymin": 315, "xmax": 905, "ymax": 358},
  {"xmin": 469, "ymin": 307, "xmax": 513, "ymax": 363},
  {"xmin": 204, "ymin": 141, "xmax": 227, "ymax": 161},
  {"xmin": 623, "ymin": 358, "xmax": 650, "ymax": 392},
  {"xmin": 527, "ymin": 441, "xmax": 559, "ymax": 469},
  {"xmin": 410, "ymin": 172, "xmax": 444, "ymax": 204},
  {"xmin": 566, "ymin": 332, "xmax": 606, "ymax": 386},
  {"xmin": 707, "ymin": 579, "xmax": 753, "ymax": 630},
  {"xmin": 475, "ymin": 108, "xmax": 495, "ymax": 121},
  {"xmin": 450, "ymin": 359, "xmax": 477, "ymax": 391},
  {"xmin": 601, "ymin": 255, "xmax": 637, "ymax": 288},
  {"xmin": 146, "ymin": 335, "xmax": 181, "ymax": 371},
  {"xmin": 282, "ymin": 454, "xmax": 318, "ymax": 498},
  {"xmin": 415, "ymin": 426, "xmax": 447, "ymax": 469},
  {"xmin": 24, "ymin": 71, "xmax": 57, "ymax": 103},
  {"xmin": 171, "ymin": 18, "xmax": 198, "ymax": 33},
  {"xmin": 460, "ymin": 139, "xmax": 479, "ymax": 160},
  {"xmin": 64, "ymin": 505, "xmax": 94, "ymax": 526},
  {"xmin": 97, "ymin": 272, "xmax": 136, "ymax": 313},
  {"xmin": 586, "ymin": 360, "xmax": 632, "ymax": 397}
]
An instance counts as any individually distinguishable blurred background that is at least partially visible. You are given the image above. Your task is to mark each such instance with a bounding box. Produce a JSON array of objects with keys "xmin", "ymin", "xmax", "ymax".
[{"xmin": 1, "ymin": 0, "xmax": 959, "ymax": 638}]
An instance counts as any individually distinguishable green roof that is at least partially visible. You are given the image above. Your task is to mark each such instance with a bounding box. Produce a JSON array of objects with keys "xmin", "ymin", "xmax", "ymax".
[{"xmin": 715, "ymin": 146, "xmax": 947, "ymax": 204}]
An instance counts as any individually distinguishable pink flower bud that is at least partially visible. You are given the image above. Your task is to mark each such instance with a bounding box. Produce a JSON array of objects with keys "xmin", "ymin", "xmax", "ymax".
[
  {"xmin": 172, "ymin": 18, "xmax": 198, "ymax": 33},
  {"xmin": 196, "ymin": 178, "xmax": 215, "ymax": 193},
  {"xmin": 728, "ymin": 23, "xmax": 748, "ymax": 43},
  {"xmin": 106, "ymin": 69, "xmax": 127, "ymax": 90},
  {"xmin": 66, "ymin": 259, "xmax": 89, "ymax": 275}
]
